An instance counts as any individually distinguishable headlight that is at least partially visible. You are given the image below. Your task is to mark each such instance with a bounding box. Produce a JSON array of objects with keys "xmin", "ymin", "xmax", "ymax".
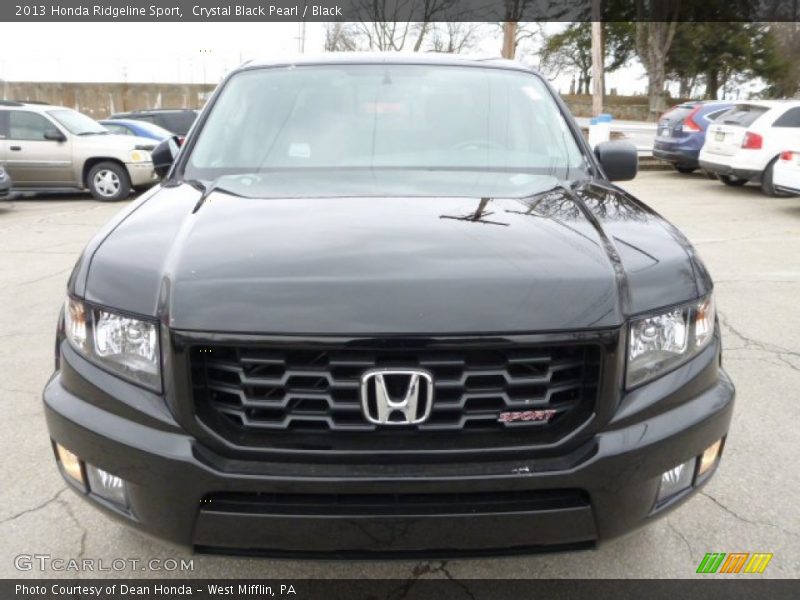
[
  {"xmin": 0, "ymin": 166, "xmax": 7, "ymax": 179},
  {"xmin": 627, "ymin": 294, "xmax": 715, "ymax": 388},
  {"xmin": 63, "ymin": 297, "xmax": 161, "ymax": 391},
  {"xmin": 128, "ymin": 149, "xmax": 152, "ymax": 163},
  {"xmin": 64, "ymin": 298, "xmax": 88, "ymax": 353}
]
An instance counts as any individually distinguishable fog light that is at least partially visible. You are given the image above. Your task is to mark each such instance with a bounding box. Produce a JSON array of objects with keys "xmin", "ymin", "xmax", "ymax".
[
  {"xmin": 698, "ymin": 439, "xmax": 724, "ymax": 477},
  {"xmin": 55, "ymin": 443, "xmax": 84, "ymax": 487},
  {"xmin": 657, "ymin": 458, "xmax": 695, "ymax": 504},
  {"xmin": 85, "ymin": 464, "xmax": 128, "ymax": 508}
]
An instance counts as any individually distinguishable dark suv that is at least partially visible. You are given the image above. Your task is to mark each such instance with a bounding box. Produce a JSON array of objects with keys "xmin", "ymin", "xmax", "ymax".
[
  {"xmin": 653, "ymin": 101, "xmax": 734, "ymax": 173},
  {"xmin": 44, "ymin": 55, "xmax": 734, "ymax": 557},
  {"xmin": 108, "ymin": 108, "xmax": 198, "ymax": 137}
]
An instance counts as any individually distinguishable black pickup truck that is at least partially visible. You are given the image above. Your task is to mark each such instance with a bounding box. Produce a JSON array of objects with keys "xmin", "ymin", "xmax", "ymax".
[{"xmin": 44, "ymin": 54, "xmax": 734, "ymax": 557}]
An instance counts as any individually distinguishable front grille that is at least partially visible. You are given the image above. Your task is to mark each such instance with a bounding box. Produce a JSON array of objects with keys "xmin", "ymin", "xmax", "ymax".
[
  {"xmin": 200, "ymin": 489, "xmax": 590, "ymax": 516},
  {"xmin": 188, "ymin": 340, "xmax": 602, "ymax": 452}
]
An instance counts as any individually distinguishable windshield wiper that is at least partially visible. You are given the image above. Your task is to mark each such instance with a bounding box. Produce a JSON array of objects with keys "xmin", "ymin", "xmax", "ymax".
[
  {"xmin": 78, "ymin": 131, "xmax": 109, "ymax": 136},
  {"xmin": 182, "ymin": 178, "xmax": 246, "ymax": 214}
]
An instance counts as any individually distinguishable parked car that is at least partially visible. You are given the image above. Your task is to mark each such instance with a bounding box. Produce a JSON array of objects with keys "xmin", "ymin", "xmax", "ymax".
[
  {"xmin": 0, "ymin": 101, "xmax": 158, "ymax": 201},
  {"xmin": 772, "ymin": 150, "xmax": 800, "ymax": 195},
  {"xmin": 45, "ymin": 55, "xmax": 733, "ymax": 556},
  {"xmin": 699, "ymin": 100, "xmax": 800, "ymax": 196},
  {"xmin": 653, "ymin": 101, "xmax": 734, "ymax": 173},
  {"xmin": 108, "ymin": 108, "xmax": 198, "ymax": 137},
  {"xmin": 0, "ymin": 164, "xmax": 11, "ymax": 200},
  {"xmin": 99, "ymin": 118, "xmax": 172, "ymax": 142}
]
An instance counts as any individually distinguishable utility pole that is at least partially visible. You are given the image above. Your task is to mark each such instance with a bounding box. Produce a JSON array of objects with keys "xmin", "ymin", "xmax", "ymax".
[
  {"xmin": 591, "ymin": 0, "xmax": 603, "ymax": 117},
  {"xmin": 298, "ymin": 21, "xmax": 307, "ymax": 53}
]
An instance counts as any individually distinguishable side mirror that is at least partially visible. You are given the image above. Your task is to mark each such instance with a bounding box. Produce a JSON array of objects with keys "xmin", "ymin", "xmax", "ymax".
[
  {"xmin": 594, "ymin": 141, "xmax": 638, "ymax": 182},
  {"xmin": 152, "ymin": 135, "xmax": 181, "ymax": 179},
  {"xmin": 44, "ymin": 129, "xmax": 66, "ymax": 142}
]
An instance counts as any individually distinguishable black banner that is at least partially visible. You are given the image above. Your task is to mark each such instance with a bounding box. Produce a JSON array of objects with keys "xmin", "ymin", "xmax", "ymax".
[
  {"xmin": 4, "ymin": 579, "xmax": 800, "ymax": 600},
  {"xmin": 4, "ymin": 0, "xmax": 800, "ymax": 23}
]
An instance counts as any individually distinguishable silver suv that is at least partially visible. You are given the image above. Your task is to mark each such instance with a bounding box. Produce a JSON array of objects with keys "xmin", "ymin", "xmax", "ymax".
[{"xmin": 0, "ymin": 101, "xmax": 157, "ymax": 201}]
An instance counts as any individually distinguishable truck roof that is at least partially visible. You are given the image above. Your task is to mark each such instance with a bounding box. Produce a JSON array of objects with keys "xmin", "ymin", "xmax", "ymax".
[{"xmin": 240, "ymin": 52, "xmax": 533, "ymax": 73}]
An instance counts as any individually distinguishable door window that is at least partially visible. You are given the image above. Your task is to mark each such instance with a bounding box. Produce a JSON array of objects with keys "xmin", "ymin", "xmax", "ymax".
[
  {"xmin": 9, "ymin": 111, "xmax": 54, "ymax": 140},
  {"xmin": 772, "ymin": 107, "xmax": 800, "ymax": 128}
]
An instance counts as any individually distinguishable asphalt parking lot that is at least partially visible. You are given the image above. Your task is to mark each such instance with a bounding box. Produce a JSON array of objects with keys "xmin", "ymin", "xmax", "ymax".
[{"xmin": 1, "ymin": 171, "xmax": 798, "ymax": 580}]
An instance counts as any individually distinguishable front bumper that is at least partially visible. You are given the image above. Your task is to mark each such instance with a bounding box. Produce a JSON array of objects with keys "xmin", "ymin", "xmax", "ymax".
[
  {"xmin": 125, "ymin": 162, "xmax": 159, "ymax": 188},
  {"xmin": 44, "ymin": 338, "xmax": 734, "ymax": 557}
]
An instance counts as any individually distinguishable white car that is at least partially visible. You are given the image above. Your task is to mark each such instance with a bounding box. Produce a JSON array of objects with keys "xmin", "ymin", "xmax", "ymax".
[
  {"xmin": 699, "ymin": 100, "xmax": 800, "ymax": 196},
  {"xmin": 773, "ymin": 150, "xmax": 800, "ymax": 195}
]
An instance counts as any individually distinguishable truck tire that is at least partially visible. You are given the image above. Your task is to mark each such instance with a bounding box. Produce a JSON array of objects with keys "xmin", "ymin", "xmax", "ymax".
[
  {"xmin": 87, "ymin": 161, "xmax": 131, "ymax": 201},
  {"xmin": 760, "ymin": 159, "xmax": 791, "ymax": 198}
]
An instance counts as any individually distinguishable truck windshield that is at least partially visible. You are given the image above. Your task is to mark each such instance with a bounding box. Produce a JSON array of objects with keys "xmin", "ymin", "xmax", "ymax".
[
  {"xmin": 183, "ymin": 64, "xmax": 588, "ymax": 198},
  {"xmin": 48, "ymin": 109, "xmax": 108, "ymax": 135}
]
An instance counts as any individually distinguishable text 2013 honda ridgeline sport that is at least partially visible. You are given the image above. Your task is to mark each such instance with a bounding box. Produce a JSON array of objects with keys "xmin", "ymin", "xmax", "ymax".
[{"xmin": 44, "ymin": 55, "xmax": 734, "ymax": 557}]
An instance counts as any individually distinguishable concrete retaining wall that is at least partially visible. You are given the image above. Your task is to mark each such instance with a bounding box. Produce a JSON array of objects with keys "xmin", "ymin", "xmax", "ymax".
[
  {"xmin": 562, "ymin": 94, "xmax": 683, "ymax": 121},
  {"xmin": 1, "ymin": 82, "xmax": 682, "ymax": 122},
  {"xmin": 1, "ymin": 81, "xmax": 217, "ymax": 119}
]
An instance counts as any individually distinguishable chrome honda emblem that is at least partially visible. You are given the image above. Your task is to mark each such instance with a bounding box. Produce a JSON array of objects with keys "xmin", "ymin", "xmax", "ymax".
[{"xmin": 360, "ymin": 369, "xmax": 433, "ymax": 425}]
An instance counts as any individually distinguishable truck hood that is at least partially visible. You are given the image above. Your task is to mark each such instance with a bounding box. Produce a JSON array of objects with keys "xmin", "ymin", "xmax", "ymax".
[
  {"xmin": 79, "ymin": 181, "xmax": 707, "ymax": 335},
  {"xmin": 76, "ymin": 134, "xmax": 156, "ymax": 152}
]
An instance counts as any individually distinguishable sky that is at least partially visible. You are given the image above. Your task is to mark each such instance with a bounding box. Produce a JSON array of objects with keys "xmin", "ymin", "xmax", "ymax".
[{"xmin": 0, "ymin": 22, "xmax": 647, "ymax": 95}]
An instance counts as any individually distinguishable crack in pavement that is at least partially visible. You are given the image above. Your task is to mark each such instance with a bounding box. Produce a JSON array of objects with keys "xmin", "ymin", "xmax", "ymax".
[
  {"xmin": 18, "ymin": 267, "xmax": 73, "ymax": 286},
  {"xmin": 0, "ymin": 487, "xmax": 68, "ymax": 526},
  {"xmin": 714, "ymin": 279, "xmax": 799, "ymax": 285},
  {"xmin": 0, "ymin": 385, "xmax": 37, "ymax": 396},
  {"xmin": 667, "ymin": 520, "xmax": 694, "ymax": 559},
  {"xmin": 700, "ymin": 491, "xmax": 800, "ymax": 539},
  {"xmin": 58, "ymin": 495, "xmax": 89, "ymax": 571},
  {"xmin": 1, "ymin": 488, "xmax": 90, "ymax": 575},
  {"xmin": 385, "ymin": 561, "xmax": 476, "ymax": 600},
  {"xmin": 693, "ymin": 233, "xmax": 798, "ymax": 247},
  {"xmin": 436, "ymin": 561, "xmax": 477, "ymax": 600},
  {"xmin": 0, "ymin": 239, "xmax": 81, "ymax": 255},
  {"xmin": 718, "ymin": 311, "xmax": 800, "ymax": 373},
  {"xmin": 383, "ymin": 562, "xmax": 434, "ymax": 600},
  {"xmin": 0, "ymin": 331, "xmax": 52, "ymax": 339}
]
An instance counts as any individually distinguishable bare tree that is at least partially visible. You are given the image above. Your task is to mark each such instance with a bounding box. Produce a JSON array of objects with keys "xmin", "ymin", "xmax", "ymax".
[
  {"xmin": 324, "ymin": 22, "xmax": 362, "ymax": 52},
  {"xmin": 634, "ymin": 0, "xmax": 681, "ymax": 118},
  {"xmin": 429, "ymin": 22, "xmax": 480, "ymax": 54},
  {"xmin": 500, "ymin": 0, "xmax": 551, "ymax": 59},
  {"xmin": 352, "ymin": 0, "xmax": 459, "ymax": 52},
  {"xmin": 355, "ymin": 20, "xmax": 422, "ymax": 51}
]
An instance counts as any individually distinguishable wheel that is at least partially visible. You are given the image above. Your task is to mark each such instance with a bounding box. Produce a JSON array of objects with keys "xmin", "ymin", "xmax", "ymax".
[
  {"xmin": 719, "ymin": 175, "xmax": 748, "ymax": 187},
  {"xmin": 673, "ymin": 165, "xmax": 696, "ymax": 174},
  {"xmin": 760, "ymin": 159, "xmax": 791, "ymax": 197},
  {"xmin": 87, "ymin": 162, "xmax": 131, "ymax": 201}
]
